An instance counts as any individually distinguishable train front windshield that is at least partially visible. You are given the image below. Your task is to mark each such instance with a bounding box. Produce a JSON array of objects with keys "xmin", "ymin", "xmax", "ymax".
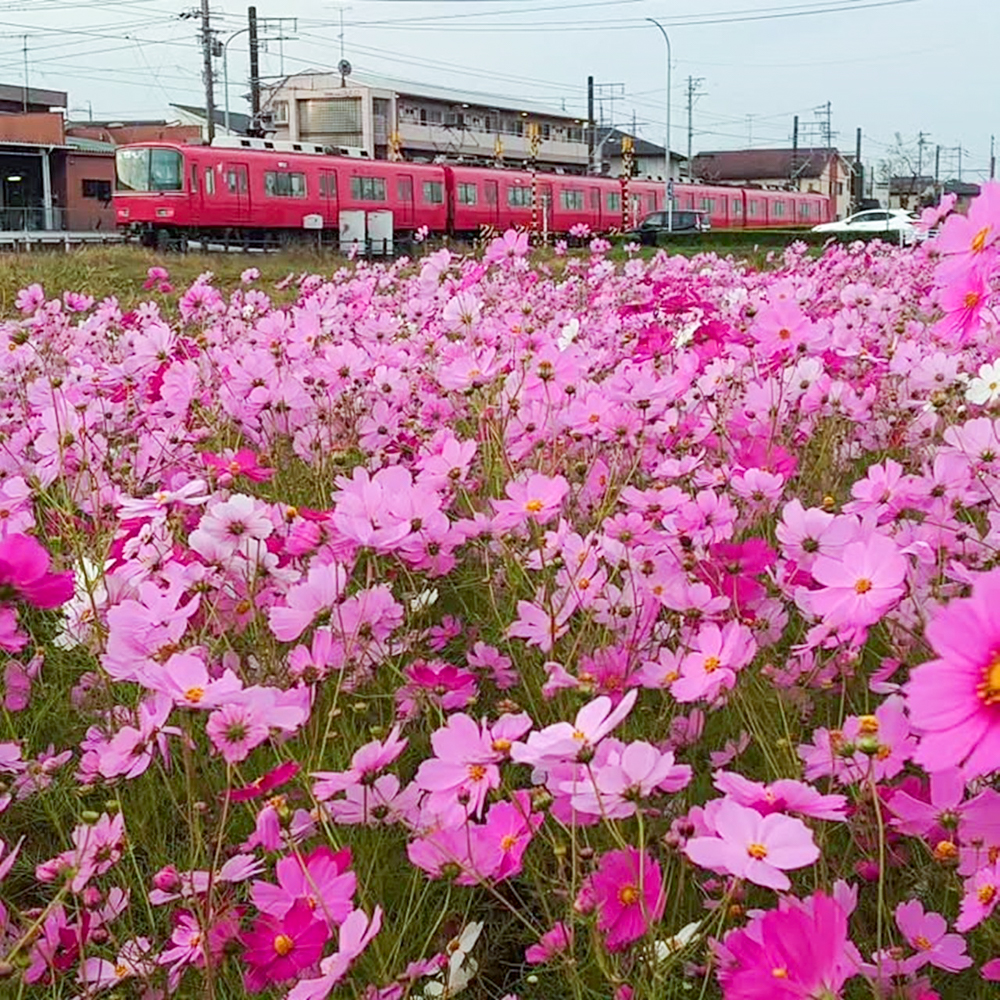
[{"xmin": 115, "ymin": 148, "xmax": 184, "ymax": 192}]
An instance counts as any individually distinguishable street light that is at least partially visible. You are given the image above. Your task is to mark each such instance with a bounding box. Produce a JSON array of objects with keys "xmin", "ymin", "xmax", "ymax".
[
  {"xmin": 222, "ymin": 26, "xmax": 250, "ymax": 135},
  {"xmin": 646, "ymin": 17, "xmax": 673, "ymax": 234}
]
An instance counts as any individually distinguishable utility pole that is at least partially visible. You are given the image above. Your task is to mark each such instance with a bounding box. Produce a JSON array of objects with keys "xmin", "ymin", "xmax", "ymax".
[
  {"xmin": 686, "ymin": 75, "xmax": 703, "ymax": 180},
  {"xmin": 21, "ymin": 36, "xmax": 28, "ymax": 113},
  {"xmin": 201, "ymin": 0, "xmax": 216, "ymax": 142},
  {"xmin": 934, "ymin": 144, "xmax": 940, "ymax": 186},
  {"xmin": 958, "ymin": 145, "xmax": 963, "ymax": 182},
  {"xmin": 249, "ymin": 5, "xmax": 261, "ymax": 135},
  {"xmin": 916, "ymin": 131, "xmax": 929, "ymax": 177},
  {"xmin": 991, "ymin": 134, "xmax": 996, "ymax": 180},
  {"xmin": 587, "ymin": 75, "xmax": 595, "ymax": 173},
  {"xmin": 855, "ymin": 126, "xmax": 863, "ymax": 210},
  {"xmin": 791, "ymin": 114, "xmax": 799, "ymax": 181}
]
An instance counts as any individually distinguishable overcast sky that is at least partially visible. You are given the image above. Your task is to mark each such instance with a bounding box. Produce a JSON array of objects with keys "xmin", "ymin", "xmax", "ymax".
[{"xmin": 1, "ymin": 0, "xmax": 993, "ymax": 179}]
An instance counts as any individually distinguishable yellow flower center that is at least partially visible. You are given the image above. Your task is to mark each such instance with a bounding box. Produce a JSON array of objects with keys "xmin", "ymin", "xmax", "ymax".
[
  {"xmin": 491, "ymin": 738, "xmax": 512, "ymax": 753},
  {"xmin": 915, "ymin": 935, "xmax": 932, "ymax": 950},
  {"xmin": 858, "ymin": 715, "xmax": 879, "ymax": 735},
  {"xmin": 524, "ymin": 499, "xmax": 544, "ymax": 512},
  {"xmin": 747, "ymin": 842, "xmax": 768, "ymax": 860},
  {"xmin": 500, "ymin": 834, "xmax": 517, "ymax": 851},
  {"xmin": 468, "ymin": 764, "xmax": 487, "ymax": 782},
  {"xmin": 618, "ymin": 884, "xmax": 640, "ymax": 906},
  {"xmin": 114, "ymin": 964, "xmax": 129, "ymax": 978},
  {"xmin": 971, "ymin": 226, "xmax": 990, "ymax": 253},
  {"xmin": 933, "ymin": 839, "xmax": 958, "ymax": 861},
  {"xmin": 977, "ymin": 652, "xmax": 1000, "ymax": 705},
  {"xmin": 184, "ymin": 686, "xmax": 205, "ymax": 704},
  {"xmin": 572, "ymin": 729, "xmax": 587, "ymax": 741},
  {"xmin": 965, "ymin": 291, "xmax": 982, "ymax": 309},
  {"xmin": 273, "ymin": 933, "xmax": 294, "ymax": 956},
  {"xmin": 703, "ymin": 656, "xmax": 721, "ymax": 673},
  {"xmin": 772, "ymin": 967, "xmax": 788, "ymax": 979},
  {"xmin": 854, "ymin": 578, "xmax": 872, "ymax": 594},
  {"xmin": 978, "ymin": 884, "xmax": 996, "ymax": 905}
]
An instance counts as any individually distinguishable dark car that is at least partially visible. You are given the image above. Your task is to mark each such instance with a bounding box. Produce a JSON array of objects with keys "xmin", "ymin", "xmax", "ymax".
[{"xmin": 627, "ymin": 209, "xmax": 709, "ymax": 245}]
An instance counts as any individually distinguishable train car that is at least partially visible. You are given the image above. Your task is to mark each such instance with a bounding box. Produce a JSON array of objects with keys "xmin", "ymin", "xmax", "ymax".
[{"xmin": 114, "ymin": 140, "xmax": 449, "ymax": 248}]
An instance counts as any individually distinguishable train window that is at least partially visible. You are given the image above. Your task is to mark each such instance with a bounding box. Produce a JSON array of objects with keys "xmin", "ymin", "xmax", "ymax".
[
  {"xmin": 190, "ymin": 165, "xmax": 198, "ymax": 193},
  {"xmin": 732, "ymin": 198, "xmax": 742, "ymax": 214},
  {"xmin": 205, "ymin": 168, "xmax": 215, "ymax": 195},
  {"xmin": 264, "ymin": 171, "xmax": 306, "ymax": 198},
  {"xmin": 458, "ymin": 183, "xmax": 478, "ymax": 205},
  {"xmin": 559, "ymin": 190, "xmax": 584, "ymax": 210},
  {"xmin": 397, "ymin": 177, "xmax": 413, "ymax": 202},
  {"xmin": 149, "ymin": 149, "xmax": 183, "ymax": 191},
  {"xmin": 227, "ymin": 170, "xmax": 238, "ymax": 194},
  {"xmin": 799, "ymin": 202, "xmax": 810, "ymax": 218},
  {"xmin": 485, "ymin": 181, "xmax": 498, "ymax": 205},
  {"xmin": 749, "ymin": 199, "xmax": 758, "ymax": 216},
  {"xmin": 773, "ymin": 201, "xmax": 784, "ymax": 217},
  {"xmin": 590, "ymin": 188, "xmax": 600, "ymax": 211},
  {"xmin": 508, "ymin": 186, "xmax": 531, "ymax": 207},
  {"xmin": 606, "ymin": 191, "xmax": 620, "ymax": 211},
  {"xmin": 647, "ymin": 195, "xmax": 656, "ymax": 212},
  {"xmin": 423, "ymin": 181, "xmax": 444, "ymax": 205},
  {"xmin": 350, "ymin": 176, "xmax": 387, "ymax": 201}
]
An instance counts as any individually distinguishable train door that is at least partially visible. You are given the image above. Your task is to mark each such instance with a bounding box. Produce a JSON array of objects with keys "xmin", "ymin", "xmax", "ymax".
[
  {"xmin": 484, "ymin": 179, "xmax": 499, "ymax": 226},
  {"xmin": 319, "ymin": 169, "xmax": 338, "ymax": 229},
  {"xmin": 539, "ymin": 181, "xmax": 553, "ymax": 236},
  {"xmin": 224, "ymin": 162, "xmax": 250, "ymax": 222},
  {"xmin": 397, "ymin": 174, "xmax": 415, "ymax": 228}
]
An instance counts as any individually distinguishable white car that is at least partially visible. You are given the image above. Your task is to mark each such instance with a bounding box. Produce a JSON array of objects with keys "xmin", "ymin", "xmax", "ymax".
[{"xmin": 812, "ymin": 209, "xmax": 923, "ymax": 242}]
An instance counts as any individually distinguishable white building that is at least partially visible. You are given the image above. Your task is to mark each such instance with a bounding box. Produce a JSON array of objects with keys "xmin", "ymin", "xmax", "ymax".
[{"xmin": 262, "ymin": 71, "xmax": 593, "ymax": 172}]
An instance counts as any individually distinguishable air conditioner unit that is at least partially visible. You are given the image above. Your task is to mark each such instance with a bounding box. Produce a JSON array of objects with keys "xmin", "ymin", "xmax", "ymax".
[{"xmin": 444, "ymin": 113, "xmax": 459, "ymax": 127}]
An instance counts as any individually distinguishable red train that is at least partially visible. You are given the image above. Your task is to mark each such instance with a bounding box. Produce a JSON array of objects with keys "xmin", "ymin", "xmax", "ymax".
[{"xmin": 112, "ymin": 139, "xmax": 832, "ymax": 249}]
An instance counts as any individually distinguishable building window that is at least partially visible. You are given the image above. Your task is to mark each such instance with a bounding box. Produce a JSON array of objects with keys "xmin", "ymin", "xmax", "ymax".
[
  {"xmin": 350, "ymin": 176, "xmax": 387, "ymax": 201},
  {"xmin": 837, "ymin": 182, "xmax": 844, "ymax": 194},
  {"xmin": 423, "ymin": 180, "xmax": 444, "ymax": 204},
  {"xmin": 419, "ymin": 109, "xmax": 427, "ymax": 125},
  {"xmin": 508, "ymin": 186, "xmax": 531, "ymax": 207},
  {"xmin": 568, "ymin": 127, "xmax": 583, "ymax": 143},
  {"xmin": 82, "ymin": 178, "xmax": 112, "ymax": 201},
  {"xmin": 273, "ymin": 101, "xmax": 289, "ymax": 124},
  {"xmin": 458, "ymin": 182, "xmax": 478, "ymax": 205},
  {"xmin": 607, "ymin": 191, "xmax": 620, "ymax": 211},
  {"xmin": 427, "ymin": 108, "xmax": 443, "ymax": 124},
  {"xmin": 560, "ymin": 189, "xmax": 584, "ymax": 210},
  {"xmin": 263, "ymin": 170, "xmax": 304, "ymax": 197},
  {"xmin": 541, "ymin": 123, "xmax": 551, "ymax": 140}
]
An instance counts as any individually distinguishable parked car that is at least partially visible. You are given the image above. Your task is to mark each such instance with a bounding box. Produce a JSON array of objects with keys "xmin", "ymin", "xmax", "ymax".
[
  {"xmin": 812, "ymin": 209, "xmax": 922, "ymax": 242},
  {"xmin": 627, "ymin": 209, "xmax": 709, "ymax": 245}
]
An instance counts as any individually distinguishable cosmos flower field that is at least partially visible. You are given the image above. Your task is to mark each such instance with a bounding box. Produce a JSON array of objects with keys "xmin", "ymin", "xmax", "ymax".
[{"xmin": 2, "ymin": 190, "xmax": 1000, "ymax": 1000}]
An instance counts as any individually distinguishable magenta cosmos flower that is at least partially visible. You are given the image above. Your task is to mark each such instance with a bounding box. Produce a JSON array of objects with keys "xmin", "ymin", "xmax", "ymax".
[
  {"xmin": 586, "ymin": 847, "xmax": 665, "ymax": 952},
  {"xmin": 241, "ymin": 898, "xmax": 330, "ymax": 992},
  {"xmin": 684, "ymin": 799, "xmax": 819, "ymax": 891},
  {"xmin": 717, "ymin": 891, "xmax": 858, "ymax": 999},
  {"xmin": 906, "ymin": 569, "xmax": 1000, "ymax": 778},
  {"xmin": 0, "ymin": 534, "xmax": 73, "ymax": 610}
]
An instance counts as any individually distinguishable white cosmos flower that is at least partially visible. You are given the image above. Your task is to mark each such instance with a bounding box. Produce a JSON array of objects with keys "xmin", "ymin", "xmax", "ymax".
[
  {"xmin": 653, "ymin": 921, "xmax": 701, "ymax": 962},
  {"xmin": 966, "ymin": 361, "xmax": 1000, "ymax": 405},
  {"xmin": 557, "ymin": 318, "xmax": 580, "ymax": 350},
  {"xmin": 424, "ymin": 922, "xmax": 483, "ymax": 998}
]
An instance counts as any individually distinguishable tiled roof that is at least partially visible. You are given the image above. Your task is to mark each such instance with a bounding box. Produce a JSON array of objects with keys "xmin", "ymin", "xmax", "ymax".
[{"xmin": 693, "ymin": 147, "xmax": 844, "ymax": 181}]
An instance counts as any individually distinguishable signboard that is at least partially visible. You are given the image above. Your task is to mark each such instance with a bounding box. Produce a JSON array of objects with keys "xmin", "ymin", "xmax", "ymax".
[
  {"xmin": 339, "ymin": 210, "xmax": 365, "ymax": 254},
  {"xmin": 367, "ymin": 210, "xmax": 394, "ymax": 256},
  {"xmin": 302, "ymin": 213, "xmax": 324, "ymax": 230}
]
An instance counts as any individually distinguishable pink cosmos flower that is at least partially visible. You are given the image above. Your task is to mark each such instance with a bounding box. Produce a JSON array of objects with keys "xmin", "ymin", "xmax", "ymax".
[
  {"xmin": 956, "ymin": 861, "xmax": 1000, "ymax": 931},
  {"xmin": 801, "ymin": 532, "xmax": 907, "ymax": 628},
  {"xmin": 894, "ymin": 900, "xmax": 971, "ymax": 973},
  {"xmin": 206, "ymin": 701, "xmax": 270, "ymax": 763},
  {"xmin": 716, "ymin": 891, "xmax": 858, "ymax": 998},
  {"xmin": 312, "ymin": 724, "xmax": 408, "ymax": 800},
  {"xmin": 937, "ymin": 264, "xmax": 992, "ymax": 344},
  {"xmin": 671, "ymin": 621, "xmax": 756, "ymax": 703},
  {"xmin": 684, "ymin": 799, "xmax": 819, "ymax": 891},
  {"xmin": 586, "ymin": 848, "xmax": 665, "ymax": 952},
  {"xmin": 512, "ymin": 690, "xmax": 637, "ymax": 769},
  {"xmin": 492, "ymin": 473, "xmax": 570, "ymax": 529},
  {"xmin": 485, "ymin": 229, "xmax": 529, "ymax": 265},
  {"xmin": 140, "ymin": 652, "xmax": 243, "ymax": 710},
  {"xmin": 251, "ymin": 846, "xmax": 355, "ymax": 929},
  {"xmin": 906, "ymin": 568, "xmax": 1000, "ymax": 777},
  {"xmin": 286, "ymin": 906, "xmax": 382, "ymax": 1000},
  {"xmin": 0, "ymin": 533, "xmax": 73, "ymax": 609},
  {"xmin": 525, "ymin": 922, "xmax": 573, "ymax": 965},
  {"xmin": 241, "ymin": 898, "xmax": 330, "ymax": 993},
  {"xmin": 712, "ymin": 771, "xmax": 847, "ymax": 821},
  {"xmin": 269, "ymin": 562, "xmax": 350, "ymax": 642}
]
